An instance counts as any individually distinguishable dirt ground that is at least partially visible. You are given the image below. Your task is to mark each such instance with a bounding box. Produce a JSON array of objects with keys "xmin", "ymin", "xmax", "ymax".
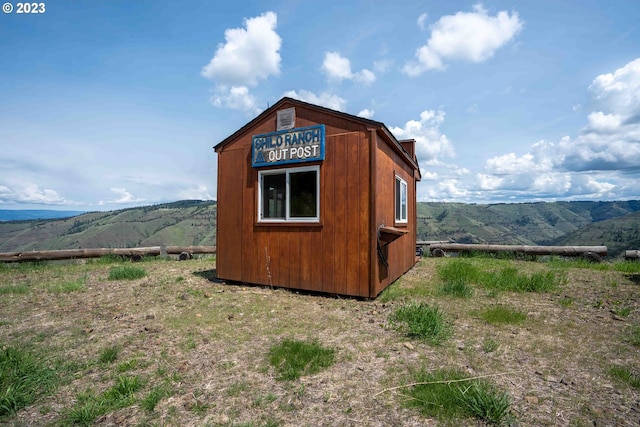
[{"xmin": 1, "ymin": 256, "xmax": 639, "ymax": 426}]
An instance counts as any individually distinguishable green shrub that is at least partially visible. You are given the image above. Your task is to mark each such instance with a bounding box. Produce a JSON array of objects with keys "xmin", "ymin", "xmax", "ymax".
[
  {"xmin": 391, "ymin": 303, "xmax": 451, "ymax": 345},
  {"xmin": 268, "ymin": 339, "xmax": 335, "ymax": 381},
  {"xmin": 108, "ymin": 266, "xmax": 146, "ymax": 280}
]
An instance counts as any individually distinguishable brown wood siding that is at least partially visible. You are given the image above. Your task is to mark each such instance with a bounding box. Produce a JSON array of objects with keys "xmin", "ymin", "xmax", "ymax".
[
  {"xmin": 216, "ymin": 123, "xmax": 372, "ymax": 296},
  {"xmin": 215, "ymin": 101, "xmax": 419, "ymax": 298},
  {"xmin": 372, "ymin": 134, "xmax": 417, "ymax": 296},
  {"xmin": 216, "ymin": 148, "xmax": 245, "ymax": 281}
]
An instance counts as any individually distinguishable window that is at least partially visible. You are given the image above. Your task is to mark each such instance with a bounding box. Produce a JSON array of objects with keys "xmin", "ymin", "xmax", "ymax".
[
  {"xmin": 259, "ymin": 166, "xmax": 319, "ymax": 222},
  {"xmin": 395, "ymin": 176, "xmax": 407, "ymax": 223}
]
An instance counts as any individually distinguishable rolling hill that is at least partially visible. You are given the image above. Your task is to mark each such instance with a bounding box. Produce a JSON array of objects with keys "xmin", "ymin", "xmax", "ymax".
[
  {"xmin": 0, "ymin": 200, "xmax": 216, "ymax": 252},
  {"xmin": 417, "ymin": 200, "xmax": 640, "ymax": 248},
  {"xmin": 0, "ymin": 199, "xmax": 638, "ymax": 258}
]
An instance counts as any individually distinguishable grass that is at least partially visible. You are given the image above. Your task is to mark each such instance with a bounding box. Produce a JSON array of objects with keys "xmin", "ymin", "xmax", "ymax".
[
  {"xmin": 141, "ymin": 384, "xmax": 172, "ymax": 412},
  {"xmin": 481, "ymin": 267, "xmax": 564, "ymax": 293},
  {"xmin": 437, "ymin": 259, "xmax": 481, "ymax": 284},
  {"xmin": 1, "ymin": 255, "xmax": 639, "ymax": 425},
  {"xmin": 438, "ymin": 277, "xmax": 474, "ymax": 298},
  {"xmin": 0, "ymin": 345, "xmax": 61, "ymax": 417},
  {"xmin": 390, "ymin": 302, "xmax": 451, "ymax": 345},
  {"xmin": 482, "ymin": 338, "xmax": 499, "ymax": 353},
  {"xmin": 0, "ymin": 283, "xmax": 30, "ymax": 295},
  {"xmin": 43, "ymin": 277, "xmax": 86, "ymax": 293},
  {"xmin": 268, "ymin": 339, "xmax": 335, "ymax": 381},
  {"xmin": 65, "ymin": 375, "xmax": 144, "ymax": 425},
  {"xmin": 378, "ymin": 276, "xmax": 432, "ymax": 302},
  {"xmin": 479, "ymin": 306, "xmax": 527, "ymax": 325},
  {"xmin": 98, "ymin": 344, "xmax": 120, "ymax": 364},
  {"xmin": 624, "ymin": 325, "xmax": 640, "ymax": 347},
  {"xmin": 108, "ymin": 265, "xmax": 147, "ymax": 280},
  {"xmin": 404, "ymin": 368, "xmax": 514, "ymax": 425},
  {"xmin": 435, "ymin": 259, "xmax": 565, "ymax": 295},
  {"xmin": 608, "ymin": 365, "xmax": 640, "ymax": 389}
]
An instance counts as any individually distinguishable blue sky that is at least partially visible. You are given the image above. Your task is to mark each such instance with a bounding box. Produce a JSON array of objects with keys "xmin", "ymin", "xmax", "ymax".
[{"xmin": 1, "ymin": 0, "xmax": 639, "ymax": 211}]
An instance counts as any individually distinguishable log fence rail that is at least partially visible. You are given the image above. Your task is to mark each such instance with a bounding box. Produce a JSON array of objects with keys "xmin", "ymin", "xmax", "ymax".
[{"xmin": 0, "ymin": 246, "xmax": 216, "ymax": 263}]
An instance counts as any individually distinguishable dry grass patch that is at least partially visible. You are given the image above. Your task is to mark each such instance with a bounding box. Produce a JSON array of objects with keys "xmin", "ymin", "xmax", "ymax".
[{"xmin": 0, "ymin": 256, "xmax": 639, "ymax": 426}]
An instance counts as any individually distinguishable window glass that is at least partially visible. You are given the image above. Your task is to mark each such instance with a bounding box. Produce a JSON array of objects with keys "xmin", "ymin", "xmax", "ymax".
[
  {"xmin": 259, "ymin": 166, "xmax": 319, "ymax": 222},
  {"xmin": 263, "ymin": 173, "xmax": 286, "ymax": 219},
  {"xmin": 395, "ymin": 176, "xmax": 408, "ymax": 223},
  {"xmin": 290, "ymin": 171, "xmax": 317, "ymax": 218}
]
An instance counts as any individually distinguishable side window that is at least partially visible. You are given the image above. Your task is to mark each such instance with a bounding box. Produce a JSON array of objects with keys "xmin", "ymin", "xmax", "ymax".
[
  {"xmin": 259, "ymin": 166, "xmax": 320, "ymax": 222},
  {"xmin": 395, "ymin": 175, "xmax": 407, "ymax": 224}
]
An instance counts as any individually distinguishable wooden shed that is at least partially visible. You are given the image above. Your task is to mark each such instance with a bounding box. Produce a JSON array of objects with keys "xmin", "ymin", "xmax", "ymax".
[{"xmin": 214, "ymin": 97, "xmax": 421, "ymax": 298}]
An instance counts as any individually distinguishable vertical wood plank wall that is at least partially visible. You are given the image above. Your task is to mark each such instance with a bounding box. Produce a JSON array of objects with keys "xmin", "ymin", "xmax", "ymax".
[
  {"xmin": 216, "ymin": 102, "xmax": 415, "ymax": 298},
  {"xmin": 372, "ymin": 135, "xmax": 417, "ymax": 296},
  {"xmin": 217, "ymin": 117, "xmax": 373, "ymax": 296}
]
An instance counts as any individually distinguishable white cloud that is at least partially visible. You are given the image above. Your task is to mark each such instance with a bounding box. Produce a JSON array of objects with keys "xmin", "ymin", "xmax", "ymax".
[
  {"xmin": 177, "ymin": 185, "xmax": 213, "ymax": 201},
  {"xmin": 468, "ymin": 58, "xmax": 640, "ymax": 201},
  {"xmin": 283, "ymin": 89, "xmax": 347, "ymax": 111},
  {"xmin": 321, "ymin": 52, "xmax": 376, "ymax": 85},
  {"xmin": 0, "ymin": 183, "xmax": 71, "ymax": 205},
  {"xmin": 403, "ymin": 3, "xmax": 523, "ymax": 75},
  {"xmin": 417, "ymin": 13, "xmax": 428, "ymax": 31},
  {"xmin": 357, "ymin": 108, "xmax": 375, "ymax": 119},
  {"xmin": 587, "ymin": 112, "xmax": 622, "ymax": 133},
  {"xmin": 560, "ymin": 58, "xmax": 640, "ymax": 172},
  {"xmin": 389, "ymin": 109, "xmax": 454, "ymax": 162},
  {"xmin": 588, "ymin": 58, "xmax": 640, "ymax": 117},
  {"xmin": 201, "ymin": 12, "xmax": 281, "ymax": 87},
  {"xmin": 210, "ymin": 85, "xmax": 261, "ymax": 115},
  {"xmin": 99, "ymin": 188, "xmax": 144, "ymax": 205}
]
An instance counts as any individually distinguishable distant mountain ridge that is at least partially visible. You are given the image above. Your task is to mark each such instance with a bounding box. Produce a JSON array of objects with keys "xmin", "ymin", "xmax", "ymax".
[
  {"xmin": 0, "ymin": 210, "xmax": 87, "ymax": 222},
  {"xmin": 0, "ymin": 199, "xmax": 638, "ymax": 258}
]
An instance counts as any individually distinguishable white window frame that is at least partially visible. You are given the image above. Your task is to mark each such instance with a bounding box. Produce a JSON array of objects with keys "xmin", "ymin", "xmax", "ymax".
[
  {"xmin": 395, "ymin": 175, "xmax": 408, "ymax": 224},
  {"xmin": 258, "ymin": 165, "xmax": 320, "ymax": 223}
]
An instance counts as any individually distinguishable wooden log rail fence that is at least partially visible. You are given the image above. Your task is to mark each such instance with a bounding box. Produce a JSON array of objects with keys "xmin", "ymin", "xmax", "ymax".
[
  {"xmin": 428, "ymin": 243, "xmax": 608, "ymax": 259},
  {"xmin": 0, "ymin": 246, "xmax": 216, "ymax": 263}
]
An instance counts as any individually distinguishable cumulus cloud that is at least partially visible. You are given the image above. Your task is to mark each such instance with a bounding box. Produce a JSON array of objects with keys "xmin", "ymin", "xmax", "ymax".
[
  {"xmin": 473, "ymin": 58, "xmax": 640, "ymax": 201},
  {"xmin": 560, "ymin": 58, "xmax": 640, "ymax": 172},
  {"xmin": 201, "ymin": 12, "xmax": 281, "ymax": 113},
  {"xmin": 201, "ymin": 12, "xmax": 281, "ymax": 86},
  {"xmin": 283, "ymin": 89, "xmax": 347, "ymax": 112},
  {"xmin": 210, "ymin": 85, "xmax": 261, "ymax": 115},
  {"xmin": 389, "ymin": 109, "xmax": 455, "ymax": 162},
  {"xmin": 99, "ymin": 188, "xmax": 144, "ymax": 205},
  {"xmin": 0, "ymin": 183, "xmax": 70, "ymax": 205},
  {"xmin": 403, "ymin": 3, "xmax": 523, "ymax": 75},
  {"xmin": 588, "ymin": 58, "xmax": 640, "ymax": 118},
  {"xmin": 177, "ymin": 185, "xmax": 213, "ymax": 201},
  {"xmin": 322, "ymin": 52, "xmax": 376, "ymax": 85}
]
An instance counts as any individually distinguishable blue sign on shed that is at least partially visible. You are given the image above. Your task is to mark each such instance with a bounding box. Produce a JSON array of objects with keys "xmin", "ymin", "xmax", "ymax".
[{"xmin": 252, "ymin": 124, "xmax": 325, "ymax": 167}]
